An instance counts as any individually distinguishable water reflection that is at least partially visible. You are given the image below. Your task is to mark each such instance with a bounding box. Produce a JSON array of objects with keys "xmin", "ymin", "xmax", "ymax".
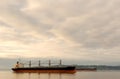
[
  {"xmin": 14, "ymin": 72, "xmax": 75, "ymax": 79},
  {"xmin": 1, "ymin": 71, "xmax": 120, "ymax": 79}
]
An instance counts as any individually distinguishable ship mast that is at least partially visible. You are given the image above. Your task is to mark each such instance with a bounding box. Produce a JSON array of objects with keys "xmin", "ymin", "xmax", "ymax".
[
  {"xmin": 29, "ymin": 61, "xmax": 31, "ymax": 67},
  {"xmin": 38, "ymin": 60, "xmax": 41, "ymax": 67},
  {"xmin": 49, "ymin": 60, "xmax": 51, "ymax": 66},
  {"xmin": 59, "ymin": 60, "xmax": 62, "ymax": 66}
]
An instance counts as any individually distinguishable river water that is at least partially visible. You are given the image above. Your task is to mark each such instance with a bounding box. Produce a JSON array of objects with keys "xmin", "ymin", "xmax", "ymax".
[{"xmin": 0, "ymin": 70, "xmax": 120, "ymax": 79}]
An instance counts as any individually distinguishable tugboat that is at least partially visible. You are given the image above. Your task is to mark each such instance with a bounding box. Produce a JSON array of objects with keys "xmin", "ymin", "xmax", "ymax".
[{"xmin": 12, "ymin": 60, "xmax": 76, "ymax": 73}]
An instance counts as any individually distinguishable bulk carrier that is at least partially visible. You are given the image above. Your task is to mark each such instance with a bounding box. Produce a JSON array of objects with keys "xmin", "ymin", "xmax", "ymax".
[{"xmin": 12, "ymin": 60, "xmax": 76, "ymax": 73}]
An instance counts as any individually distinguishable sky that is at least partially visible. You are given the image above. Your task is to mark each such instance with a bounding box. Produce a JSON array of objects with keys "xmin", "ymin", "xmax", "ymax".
[{"xmin": 0, "ymin": 0, "xmax": 120, "ymax": 68}]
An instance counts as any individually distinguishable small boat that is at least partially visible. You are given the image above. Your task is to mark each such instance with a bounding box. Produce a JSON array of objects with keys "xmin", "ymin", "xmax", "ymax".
[
  {"xmin": 12, "ymin": 60, "xmax": 76, "ymax": 73},
  {"xmin": 77, "ymin": 67, "xmax": 97, "ymax": 71}
]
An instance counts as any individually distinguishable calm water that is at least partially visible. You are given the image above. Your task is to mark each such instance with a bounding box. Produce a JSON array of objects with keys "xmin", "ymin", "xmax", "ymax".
[{"xmin": 0, "ymin": 70, "xmax": 120, "ymax": 79}]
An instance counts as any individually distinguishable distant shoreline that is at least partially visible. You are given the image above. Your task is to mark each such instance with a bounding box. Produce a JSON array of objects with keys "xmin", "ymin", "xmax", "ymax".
[{"xmin": 76, "ymin": 65, "xmax": 120, "ymax": 70}]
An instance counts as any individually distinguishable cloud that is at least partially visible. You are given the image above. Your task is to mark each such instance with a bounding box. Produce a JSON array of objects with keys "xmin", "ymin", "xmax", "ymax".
[
  {"xmin": 51, "ymin": 0, "xmax": 120, "ymax": 49},
  {"xmin": 0, "ymin": 0, "xmax": 53, "ymax": 40},
  {"xmin": 0, "ymin": 0, "xmax": 120, "ymax": 65}
]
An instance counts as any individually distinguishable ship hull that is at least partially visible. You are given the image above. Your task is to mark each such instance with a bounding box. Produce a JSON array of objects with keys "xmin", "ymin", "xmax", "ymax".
[
  {"xmin": 77, "ymin": 68, "xmax": 97, "ymax": 71},
  {"xmin": 12, "ymin": 66, "xmax": 76, "ymax": 73}
]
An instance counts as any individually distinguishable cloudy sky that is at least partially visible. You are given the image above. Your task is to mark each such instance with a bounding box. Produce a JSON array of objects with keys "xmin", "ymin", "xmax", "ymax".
[{"xmin": 0, "ymin": 0, "xmax": 120, "ymax": 68}]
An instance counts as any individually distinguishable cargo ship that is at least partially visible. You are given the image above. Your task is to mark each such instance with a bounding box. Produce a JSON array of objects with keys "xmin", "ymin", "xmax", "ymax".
[
  {"xmin": 12, "ymin": 60, "xmax": 76, "ymax": 73},
  {"xmin": 77, "ymin": 67, "xmax": 97, "ymax": 71}
]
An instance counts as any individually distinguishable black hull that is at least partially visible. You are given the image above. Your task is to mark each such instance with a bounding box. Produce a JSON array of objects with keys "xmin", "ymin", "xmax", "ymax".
[
  {"xmin": 12, "ymin": 66, "xmax": 76, "ymax": 73},
  {"xmin": 77, "ymin": 68, "xmax": 97, "ymax": 71}
]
